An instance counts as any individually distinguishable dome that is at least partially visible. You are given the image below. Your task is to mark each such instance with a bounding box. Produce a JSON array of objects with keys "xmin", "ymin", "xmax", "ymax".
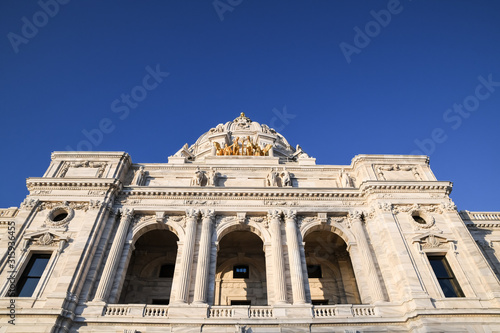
[{"xmin": 171, "ymin": 113, "xmax": 310, "ymax": 162}]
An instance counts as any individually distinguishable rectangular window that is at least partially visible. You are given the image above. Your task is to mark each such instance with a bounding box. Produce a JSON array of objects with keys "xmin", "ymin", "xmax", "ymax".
[
  {"xmin": 233, "ymin": 265, "xmax": 249, "ymax": 279},
  {"xmin": 159, "ymin": 264, "xmax": 175, "ymax": 278},
  {"xmin": 15, "ymin": 254, "xmax": 51, "ymax": 297},
  {"xmin": 312, "ymin": 299, "xmax": 329, "ymax": 305},
  {"xmin": 231, "ymin": 300, "xmax": 251, "ymax": 305},
  {"xmin": 307, "ymin": 265, "xmax": 322, "ymax": 278},
  {"xmin": 428, "ymin": 256, "xmax": 464, "ymax": 297}
]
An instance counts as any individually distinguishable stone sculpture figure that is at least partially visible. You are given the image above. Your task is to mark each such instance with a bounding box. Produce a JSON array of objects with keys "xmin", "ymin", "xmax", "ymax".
[
  {"xmin": 207, "ymin": 167, "xmax": 218, "ymax": 186},
  {"xmin": 266, "ymin": 168, "xmax": 278, "ymax": 187},
  {"xmin": 132, "ymin": 166, "xmax": 146, "ymax": 186},
  {"xmin": 281, "ymin": 168, "xmax": 292, "ymax": 187},
  {"xmin": 191, "ymin": 167, "xmax": 205, "ymax": 186},
  {"xmin": 340, "ymin": 169, "xmax": 353, "ymax": 188}
]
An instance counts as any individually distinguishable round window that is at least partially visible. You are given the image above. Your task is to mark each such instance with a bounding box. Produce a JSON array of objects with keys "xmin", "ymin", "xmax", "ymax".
[
  {"xmin": 412, "ymin": 215, "xmax": 426, "ymax": 224},
  {"xmin": 46, "ymin": 206, "xmax": 74, "ymax": 227}
]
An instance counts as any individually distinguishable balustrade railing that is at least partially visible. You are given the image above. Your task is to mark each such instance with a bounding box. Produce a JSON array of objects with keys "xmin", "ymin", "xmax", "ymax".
[
  {"xmin": 103, "ymin": 305, "xmax": 130, "ymax": 316},
  {"xmin": 209, "ymin": 307, "xmax": 235, "ymax": 318},
  {"xmin": 249, "ymin": 307, "xmax": 273, "ymax": 318},
  {"xmin": 144, "ymin": 305, "xmax": 169, "ymax": 317},
  {"xmin": 102, "ymin": 304, "xmax": 375, "ymax": 319}
]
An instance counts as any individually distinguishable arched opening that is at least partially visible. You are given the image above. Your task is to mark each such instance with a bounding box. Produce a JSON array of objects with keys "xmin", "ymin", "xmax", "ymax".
[
  {"xmin": 215, "ymin": 230, "xmax": 267, "ymax": 306},
  {"xmin": 118, "ymin": 229, "xmax": 178, "ymax": 304},
  {"xmin": 304, "ymin": 230, "xmax": 360, "ymax": 305}
]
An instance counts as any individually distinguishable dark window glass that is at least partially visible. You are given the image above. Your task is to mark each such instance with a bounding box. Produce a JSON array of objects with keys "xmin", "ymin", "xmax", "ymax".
[
  {"xmin": 312, "ymin": 299, "xmax": 329, "ymax": 305},
  {"xmin": 233, "ymin": 265, "xmax": 249, "ymax": 279},
  {"xmin": 231, "ymin": 300, "xmax": 251, "ymax": 305},
  {"xmin": 16, "ymin": 254, "xmax": 51, "ymax": 297},
  {"xmin": 428, "ymin": 256, "xmax": 464, "ymax": 297},
  {"xmin": 412, "ymin": 215, "xmax": 426, "ymax": 224},
  {"xmin": 307, "ymin": 265, "xmax": 322, "ymax": 278},
  {"xmin": 152, "ymin": 299, "xmax": 169, "ymax": 305},
  {"xmin": 159, "ymin": 264, "xmax": 175, "ymax": 278},
  {"xmin": 52, "ymin": 212, "xmax": 68, "ymax": 222}
]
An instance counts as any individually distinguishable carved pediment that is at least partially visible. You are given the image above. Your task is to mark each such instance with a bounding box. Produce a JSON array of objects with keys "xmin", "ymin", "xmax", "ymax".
[
  {"xmin": 23, "ymin": 230, "xmax": 68, "ymax": 252},
  {"xmin": 412, "ymin": 232, "xmax": 455, "ymax": 250}
]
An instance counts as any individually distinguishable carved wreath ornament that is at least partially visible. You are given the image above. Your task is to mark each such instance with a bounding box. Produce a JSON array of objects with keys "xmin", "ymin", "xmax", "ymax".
[{"xmin": 44, "ymin": 205, "xmax": 75, "ymax": 228}]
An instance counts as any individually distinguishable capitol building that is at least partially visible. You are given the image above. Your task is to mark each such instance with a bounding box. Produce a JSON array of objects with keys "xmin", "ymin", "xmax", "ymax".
[{"xmin": 0, "ymin": 113, "xmax": 499, "ymax": 332}]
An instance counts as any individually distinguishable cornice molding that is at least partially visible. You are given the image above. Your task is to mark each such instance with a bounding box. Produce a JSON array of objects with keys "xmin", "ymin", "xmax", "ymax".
[{"xmin": 26, "ymin": 178, "xmax": 122, "ymax": 190}]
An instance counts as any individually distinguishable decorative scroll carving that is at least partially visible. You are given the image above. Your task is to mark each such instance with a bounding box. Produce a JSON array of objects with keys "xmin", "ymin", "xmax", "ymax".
[
  {"xmin": 298, "ymin": 216, "xmax": 319, "ymax": 228},
  {"xmin": 133, "ymin": 214, "xmax": 156, "ymax": 227},
  {"xmin": 329, "ymin": 216, "xmax": 345, "ymax": 224},
  {"xmin": 264, "ymin": 200, "xmax": 298, "ymax": 206},
  {"xmin": 20, "ymin": 198, "xmax": 39, "ymax": 210},
  {"xmin": 440, "ymin": 201, "xmax": 457, "ymax": 212},
  {"xmin": 38, "ymin": 201, "xmax": 90, "ymax": 212},
  {"xmin": 376, "ymin": 164, "xmax": 422, "ymax": 181},
  {"xmin": 184, "ymin": 199, "xmax": 220, "ymax": 206},
  {"xmin": 23, "ymin": 230, "xmax": 68, "ymax": 253},
  {"xmin": 59, "ymin": 161, "xmax": 107, "ymax": 178},
  {"xmin": 413, "ymin": 232, "xmax": 454, "ymax": 252},
  {"xmin": 392, "ymin": 204, "xmax": 437, "ymax": 230}
]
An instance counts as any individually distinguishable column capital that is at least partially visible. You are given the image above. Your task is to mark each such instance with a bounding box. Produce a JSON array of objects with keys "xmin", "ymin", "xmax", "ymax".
[
  {"xmin": 201, "ymin": 209, "xmax": 215, "ymax": 220},
  {"xmin": 348, "ymin": 210, "xmax": 364, "ymax": 224},
  {"xmin": 120, "ymin": 208, "xmax": 134, "ymax": 222},
  {"xmin": 186, "ymin": 208, "xmax": 200, "ymax": 219},
  {"xmin": 284, "ymin": 210, "xmax": 297, "ymax": 221},
  {"xmin": 267, "ymin": 209, "xmax": 282, "ymax": 221}
]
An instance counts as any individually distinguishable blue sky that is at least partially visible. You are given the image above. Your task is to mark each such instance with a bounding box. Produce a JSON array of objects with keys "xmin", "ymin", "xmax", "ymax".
[{"xmin": 1, "ymin": 1, "xmax": 499, "ymax": 211}]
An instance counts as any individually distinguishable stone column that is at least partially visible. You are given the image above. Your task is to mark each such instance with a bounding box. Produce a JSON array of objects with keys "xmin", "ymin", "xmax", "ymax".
[
  {"xmin": 268, "ymin": 209, "xmax": 287, "ymax": 304},
  {"xmin": 348, "ymin": 211, "xmax": 385, "ymax": 303},
  {"xmin": 284, "ymin": 210, "xmax": 306, "ymax": 304},
  {"xmin": 93, "ymin": 208, "xmax": 134, "ymax": 302},
  {"xmin": 174, "ymin": 209, "xmax": 199, "ymax": 304},
  {"xmin": 193, "ymin": 209, "xmax": 214, "ymax": 304}
]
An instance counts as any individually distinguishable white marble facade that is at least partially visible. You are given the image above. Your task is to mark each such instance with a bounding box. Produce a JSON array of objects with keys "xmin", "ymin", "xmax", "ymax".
[{"xmin": 0, "ymin": 113, "xmax": 499, "ymax": 332}]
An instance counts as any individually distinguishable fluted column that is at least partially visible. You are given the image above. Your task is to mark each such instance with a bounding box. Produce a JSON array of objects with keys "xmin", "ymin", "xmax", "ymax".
[
  {"xmin": 284, "ymin": 210, "xmax": 307, "ymax": 304},
  {"xmin": 174, "ymin": 209, "xmax": 199, "ymax": 304},
  {"xmin": 348, "ymin": 211, "xmax": 385, "ymax": 302},
  {"xmin": 93, "ymin": 208, "xmax": 134, "ymax": 302},
  {"xmin": 193, "ymin": 209, "xmax": 214, "ymax": 304},
  {"xmin": 268, "ymin": 209, "xmax": 287, "ymax": 304}
]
